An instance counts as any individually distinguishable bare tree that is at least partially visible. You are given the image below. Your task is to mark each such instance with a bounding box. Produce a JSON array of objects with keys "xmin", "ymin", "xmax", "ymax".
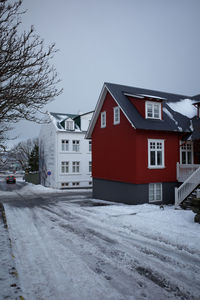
[
  {"xmin": 10, "ymin": 138, "xmax": 38, "ymax": 170},
  {"xmin": 0, "ymin": 0, "xmax": 62, "ymax": 147}
]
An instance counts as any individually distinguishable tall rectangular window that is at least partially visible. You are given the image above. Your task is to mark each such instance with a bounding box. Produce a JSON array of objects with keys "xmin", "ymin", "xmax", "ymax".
[
  {"xmin": 61, "ymin": 140, "xmax": 69, "ymax": 151},
  {"xmin": 149, "ymin": 183, "xmax": 162, "ymax": 202},
  {"xmin": 61, "ymin": 161, "xmax": 69, "ymax": 173},
  {"xmin": 180, "ymin": 142, "xmax": 193, "ymax": 164},
  {"xmin": 65, "ymin": 120, "xmax": 74, "ymax": 130},
  {"xmin": 72, "ymin": 161, "xmax": 80, "ymax": 173},
  {"xmin": 113, "ymin": 106, "xmax": 120, "ymax": 124},
  {"xmin": 146, "ymin": 101, "xmax": 161, "ymax": 119},
  {"xmin": 101, "ymin": 111, "xmax": 106, "ymax": 128},
  {"xmin": 148, "ymin": 139, "xmax": 164, "ymax": 168},
  {"xmin": 89, "ymin": 161, "xmax": 92, "ymax": 172},
  {"xmin": 89, "ymin": 141, "xmax": 92, "ymax": 152},
  {"xmin": 72, "ymin": 140, "xmax": 80, "ymax": 152}
]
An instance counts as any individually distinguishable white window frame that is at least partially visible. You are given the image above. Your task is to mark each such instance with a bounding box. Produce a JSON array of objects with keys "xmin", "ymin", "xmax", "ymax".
[
  {"xmin": 149, "ymin": 183, "xmax": 162, "ymax": 202},
  {"xmin": 61, "ymin": 139, "xmax": 69, "ymax": 151},
  {"xmin": 72, "ymin": 140, "xmax": 80, "ymax": 152},
  {"xmin": 61, "ymin": 161, "xmax": 69, "ymax": 173},
  {"xmin": 145, "ymin": 101, "xmax": 161, "ymax": 119},
  {"xmin": 89, "ymin": 161, "xmax": 92, "ymax": 173},
  {"xmin": 180, "ymin": 141, "xmax": 193, "ymax": 164},
  {"xmin": 72, "ymin": 161, "xmax": 80, "ymax": 173},
  {"xmin": 113, "ymin": 106, "xmax": 120, "ymax": 125},
  {"xmin": 148, "ymin": 139, "xmax": 165, "ymax": 169},
  {"xmin": 101, "ymin": 111, "xmax": 106, "ymax": 128},
  {"xmin": 89, "ymin": 141, "xmax": 92, "ymax": 152},
  {"xmin": 65, "ymin": 120, "xmax": 74, "ymax": 130}
]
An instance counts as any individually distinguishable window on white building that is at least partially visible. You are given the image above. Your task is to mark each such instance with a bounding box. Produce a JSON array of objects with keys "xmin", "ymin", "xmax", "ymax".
[
  {"xmin": 101, "ymin": 111, "xmax": 106, "ymax": 128},
  {"xmin": 145, "ymin": 101, "xmax": 161, "ymax": 119},
  {"xmin": 149, "ymin": 183, "xmax": 162, "ymax": 202},
  {"xmin": 72, "ymin": 140, "xmax": 80, "ymax": 152},
  {"xmin": 180, "ymin": 142, "xmax": 193, "ymax": 164},
  {"xmin": 65, "ymin": 120, "xmax": 74, "ymax": 130},
  {"xmin": 148, "ymin": 139, "xmax": 164, "ymax": 168},
  {"xmin": 72, "ymin": 161, "xmax": 80, "ymax": 173},
  {"xmin": 61, "ymin": 161, "xmax": 69, "ymax": 173},
  {"xmin": 61, "ymin": 140, "xmax": 69, "ymax": 151},
  {"xmin": 89, "ymin": 161, "xmax": 92, "ymax": 173},
  {"xmin": 72, "ymin": 182, "xmax": 80, "ymax": 186},
  {"xmin": 89, "ymin": 141, "xmax": 92, "ymax": 152},
  {"xmin": 61, "ymin": 182, "xmax": 69, "ymax": 187},
  {"xmin": 113, "ymin": 106, "xmax": 120, "ymax": 124}
]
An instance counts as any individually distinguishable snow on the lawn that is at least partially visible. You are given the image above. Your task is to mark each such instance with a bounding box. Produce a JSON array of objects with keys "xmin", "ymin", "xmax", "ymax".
[
  {"xmin": 3, "ymin": 194, "xmax": 200, "ymax": 300},
  {"xmin": 168, "ymin": 99, "xmax": 196, "ymax": 118}
]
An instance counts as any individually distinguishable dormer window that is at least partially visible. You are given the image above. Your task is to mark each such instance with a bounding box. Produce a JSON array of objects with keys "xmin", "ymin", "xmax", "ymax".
[
  {"xmin": 65, "ymin": 120, "xmax": 74, "ymax": 130},
  {"xmin": 145, "ymin": 101, "xmax": 161, "ymax": 120}
]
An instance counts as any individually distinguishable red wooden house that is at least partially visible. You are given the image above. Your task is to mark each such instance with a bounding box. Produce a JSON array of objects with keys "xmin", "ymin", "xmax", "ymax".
[{"xmin": 86, "ymin": 83, "xmax": 200, "ymax": 206}]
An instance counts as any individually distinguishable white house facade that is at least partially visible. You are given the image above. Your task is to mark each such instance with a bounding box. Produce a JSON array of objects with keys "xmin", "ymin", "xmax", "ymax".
[{"xmin": 39, "ymin": 111, "xmax": 93, "ymax": 189}]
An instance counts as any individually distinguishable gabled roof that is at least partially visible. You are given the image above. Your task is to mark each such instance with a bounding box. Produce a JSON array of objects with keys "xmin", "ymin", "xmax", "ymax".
[
  {"xmin": 49, "ymin": 111, "xmax": 94, "ymax": 132},
  {"xmin": 86, "ymin": 82, "xmax": 195, "ymax": 139},
  {"xmin": 49, "ymin": 112, "xmax": 79, "ymax": 130}
]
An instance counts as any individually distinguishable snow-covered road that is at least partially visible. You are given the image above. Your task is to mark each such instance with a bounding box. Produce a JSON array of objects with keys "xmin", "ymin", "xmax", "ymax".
[{"xmin": 1, "ymin": 185, "xmax": 199, "ymax": 300}]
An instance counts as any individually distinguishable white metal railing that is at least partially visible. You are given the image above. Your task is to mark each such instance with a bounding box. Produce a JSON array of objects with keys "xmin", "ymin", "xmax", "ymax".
[
  {"xmin": 175, "ymin": 165, "xmax": 200, "ymax": 208},
  {"xmin": 176, "ymin": 163, "xmax": 200, "ymax": 182}
]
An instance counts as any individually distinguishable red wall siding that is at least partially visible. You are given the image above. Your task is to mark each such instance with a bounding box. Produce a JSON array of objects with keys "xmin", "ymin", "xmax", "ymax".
[
  {"xmin": 127, "ymin": 97, "xmax": 146, "ymax": 118},
  {"xmin": 127, "ymin": 96, "xmax": 163, "ymax": 120},
  {"xmin": 134, "ymin": 130, "xmax": 180, "ymax": 183},
  {"xmin": 92, "ymin": 92, "xmax": 180, "ymax": 184}
]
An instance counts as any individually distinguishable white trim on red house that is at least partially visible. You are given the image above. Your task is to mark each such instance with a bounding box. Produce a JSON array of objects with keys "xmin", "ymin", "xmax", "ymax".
[
  {"xmin": 101, "ymin": 111, "xmax": 106, "ymax": 128},
  {"xmin": 145, "ymin": 101, "xmax": 162, "ymax": 120},
  {"xmin": 113, "ymin": 106, "xmax": 120, "ymax": 125},
  {"xmin": 148, "ymin": 139, "xmax": 165, "ymax": 169},
  {"xmin": 86, "ymin": 83, "xmax": 136, "ymax": 139}
]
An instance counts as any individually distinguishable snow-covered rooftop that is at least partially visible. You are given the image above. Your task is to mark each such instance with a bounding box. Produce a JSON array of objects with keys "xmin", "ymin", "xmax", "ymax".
[{"xmin": 168, "ymin": 99, "xmax": 197, "ymax": 119}]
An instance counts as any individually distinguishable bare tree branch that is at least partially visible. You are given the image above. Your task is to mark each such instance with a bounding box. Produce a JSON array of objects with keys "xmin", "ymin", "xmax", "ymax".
[{"xmin": 0, "ymin": 0, "xmax": 62, "ymax": 147}]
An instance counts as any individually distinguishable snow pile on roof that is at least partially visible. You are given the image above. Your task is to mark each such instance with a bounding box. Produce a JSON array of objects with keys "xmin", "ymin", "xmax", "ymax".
[
  {"xmin": 163, "ymin": 107, "xmax": 183, "ymax": 131},
  {"xmin": 168, "ymin": 99, "xmax": 196, "ymax": 118}
]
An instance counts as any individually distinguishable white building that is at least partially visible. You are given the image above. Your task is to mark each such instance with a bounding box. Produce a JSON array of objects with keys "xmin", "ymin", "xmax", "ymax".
[{"xmin": 39, "ymin": 111, "xmax": 93, "ymax": 189}]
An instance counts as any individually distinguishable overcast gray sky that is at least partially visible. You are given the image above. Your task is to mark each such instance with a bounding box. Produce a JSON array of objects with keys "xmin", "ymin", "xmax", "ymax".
[{"xmin": 7, "ymin": 0, "xmax": 200, "ymax": 148}]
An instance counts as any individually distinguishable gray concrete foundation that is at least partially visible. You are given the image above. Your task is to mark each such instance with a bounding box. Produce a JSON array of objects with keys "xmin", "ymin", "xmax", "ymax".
[{"xmin": 93, "ymin": 178, "xmax": 177, "ymax": 205}]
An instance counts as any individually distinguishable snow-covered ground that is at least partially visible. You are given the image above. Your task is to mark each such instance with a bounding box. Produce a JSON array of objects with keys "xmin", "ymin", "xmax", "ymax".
[{"xmin": 0, "ymin": 183, "xmax": 200, "ymax": 300}]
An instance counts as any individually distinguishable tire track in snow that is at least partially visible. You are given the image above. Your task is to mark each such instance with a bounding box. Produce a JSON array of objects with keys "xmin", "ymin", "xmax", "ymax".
[{"xmin": 38, "ymin": 204, "xmax": 199, "ymax": 300}]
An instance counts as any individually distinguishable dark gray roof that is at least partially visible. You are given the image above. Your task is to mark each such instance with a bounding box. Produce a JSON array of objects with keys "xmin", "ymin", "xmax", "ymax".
[
  {"xmin": 190, "ymin": 117, "xmax": 200, "ymax": 140},
  {"xmin": 105, "ymin": 82, "xmax": 191, "ymax": 133},
  {"xmin": 192, "ymin": 94, "xmax": 200, "ymax": 101}
]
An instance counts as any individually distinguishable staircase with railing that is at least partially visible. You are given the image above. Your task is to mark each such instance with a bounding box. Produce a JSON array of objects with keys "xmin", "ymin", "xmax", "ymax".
[{"xmin": 175, "ymin": 165, "xmax": 200, "ymax": 208}]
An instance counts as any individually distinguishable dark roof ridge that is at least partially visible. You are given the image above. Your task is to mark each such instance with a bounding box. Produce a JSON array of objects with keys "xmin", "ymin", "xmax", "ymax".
[{"xmin": 104, "ymin": 82, "xmax": 191, "ymax": 100}]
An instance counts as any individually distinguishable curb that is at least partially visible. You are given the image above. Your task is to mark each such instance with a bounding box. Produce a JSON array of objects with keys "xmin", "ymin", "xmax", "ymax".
[
  {"xmin": 0, "ymin": 202, "xmax": 25, "ymax": 300},
  {"xmin": 0, "ymin": 202, "xmax": 7, "ymax": 228}
]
